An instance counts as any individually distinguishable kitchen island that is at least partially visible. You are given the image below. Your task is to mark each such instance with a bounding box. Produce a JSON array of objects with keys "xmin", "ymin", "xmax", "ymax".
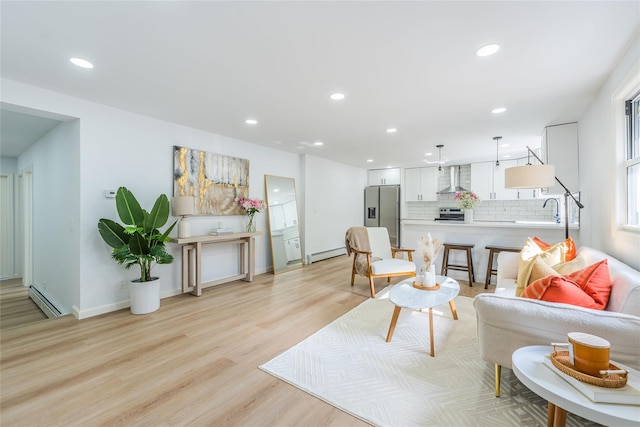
[{"xmin": 401, "ymin": 219, "xmax": 580, "ymax": 286}]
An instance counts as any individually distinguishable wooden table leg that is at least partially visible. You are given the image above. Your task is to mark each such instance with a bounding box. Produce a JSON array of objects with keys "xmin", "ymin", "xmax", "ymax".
[
  {"xmin": 248, "ymin": 236, "xmax": 255, "ymax": 281},
  {"xmin": 428, "ymin": 307, "xmax": 435, "ymax": 357},
  {"xmin": 449, "ymin": 299, "xmax": 458, "ymax": 320},
  {"xmin": 547, "ymin": 401, "xmax": 555, "ymax": 427},
  {"xmin": 386, "ymin": 306, "xmax": 402, "ymax": 342},
  {"xmin": 553, "ymin": 405, "xmax": 567, "ymax": 427},
  {"xmin": 195, "ymin": 241, "xmax": 202, "ymax": 296}
]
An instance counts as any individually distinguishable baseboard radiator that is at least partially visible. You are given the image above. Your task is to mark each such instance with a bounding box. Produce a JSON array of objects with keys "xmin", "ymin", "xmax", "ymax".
[
  {"xmin": 306, "ymin": 247, "xmax": 347, "ymax": 264},
  {"xmin": 28, "ymin": 285, "xmax": 63, "ymax": 318}
]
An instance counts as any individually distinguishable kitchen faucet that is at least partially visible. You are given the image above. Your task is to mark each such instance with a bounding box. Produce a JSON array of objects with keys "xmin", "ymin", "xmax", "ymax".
[{"xmin": 543, "ymin": 198, "xmax": 561, "ymax": 223}]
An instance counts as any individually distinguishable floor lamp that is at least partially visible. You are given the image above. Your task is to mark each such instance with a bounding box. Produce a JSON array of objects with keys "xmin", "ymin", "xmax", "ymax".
[{"xmin": 505, "ymin": 146, "xmax": 584, "ymax": 239}]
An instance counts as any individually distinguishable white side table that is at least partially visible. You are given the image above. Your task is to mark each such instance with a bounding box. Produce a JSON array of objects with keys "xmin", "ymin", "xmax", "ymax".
[{"xmin": 512, "ymin": 345, "xmax": 640, "ymax": 427}]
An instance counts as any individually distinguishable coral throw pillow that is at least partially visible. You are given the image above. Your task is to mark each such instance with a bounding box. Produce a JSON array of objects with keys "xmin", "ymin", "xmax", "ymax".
[
  {"xmin": 521, "ymin": 276, "xmax": 600, "ymax": 309},
  {"xmin": 533, "ymin": 236, "xmax": 577, "ymax": 262},
  {"xmin": 522, "ymin": 259, "xmax": 612, "ymax": 310},
  {"xmin": 516, "ymin": 238, "xmax": 567, "ymax": 297}
]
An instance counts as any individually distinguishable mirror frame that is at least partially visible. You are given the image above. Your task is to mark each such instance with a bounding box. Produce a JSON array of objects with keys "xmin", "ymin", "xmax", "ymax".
[{"xmin": 264, "ymin": 175, "xmax": 303, "ymax": 274}]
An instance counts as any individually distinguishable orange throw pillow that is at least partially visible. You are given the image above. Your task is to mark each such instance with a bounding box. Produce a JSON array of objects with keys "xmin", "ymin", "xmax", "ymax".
[
  {"xmin": 564, "ymin": 259, "xmax": 611, "ymax": 309},
  {"xmin": 533, "ymin": 236, "xmax": 576, "ymax": 262},
  {"xmin": 521, "ymin": 259, "xmax": 612, "ymax": 310},
  {"xmin": 522, "ymin": 276, "xmax": 600, "ymax": 309}
]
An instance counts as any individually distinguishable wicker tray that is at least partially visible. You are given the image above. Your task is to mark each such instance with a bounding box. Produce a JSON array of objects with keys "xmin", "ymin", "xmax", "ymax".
[
  {"xmin": 412, "ymin": 282, "xmax": 441, "ymax": 291},
  {"xmin": 550, "ymin": 349, "xmax": 628, "ymax": 388}
]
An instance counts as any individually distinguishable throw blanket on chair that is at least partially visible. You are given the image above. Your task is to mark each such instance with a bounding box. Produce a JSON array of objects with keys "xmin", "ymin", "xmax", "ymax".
[{"xmin": 345, "ymin": 227, "xmax": 381, "ymax": 276}]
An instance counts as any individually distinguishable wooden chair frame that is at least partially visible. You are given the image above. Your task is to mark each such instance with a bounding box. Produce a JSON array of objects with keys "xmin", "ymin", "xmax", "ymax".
[{"xmin": 350, "ymin": 247, "xmax": 415, "ymax": 298}]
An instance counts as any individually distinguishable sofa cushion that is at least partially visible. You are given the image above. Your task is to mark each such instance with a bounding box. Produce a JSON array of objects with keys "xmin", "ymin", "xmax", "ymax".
[
  {"xmin": 516, "ymin": 238, "xmax": 567, "ymax": 296},
  {"xmin": 522, "ymin": 259, "xmax": 612, "ymax": 309}
]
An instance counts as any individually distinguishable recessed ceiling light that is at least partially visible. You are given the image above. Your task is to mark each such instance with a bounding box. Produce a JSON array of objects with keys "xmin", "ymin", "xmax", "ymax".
[
  {"xmin": 501, "ymin": 143, "xmax": 509, "ymax": 148},
  {"xmin": 476, "ymin": 44, "xmax": 500, "ymax": 57},
  {"xmin": 330, "ymin": 93, "xmax": 345, "ymax": 101},
  {"xmin": 503, "ymin": 154, "xmax": 512, "ymax": 158},
  {"xmin": 425, "ymin": 152, "xmax": 433, "ymax": 156},
  {"xmin": 314, "ymin": 141, "xmax": 324, "ymax": 146},
  {"xmin": 386, "ymin": 128, "xmax": 397, "ymax": 134},
  {"xmin": 245, "ymin": 119, "xmax": 258, "ymax": 125},
  {"xmin": 366, "ymin": 159, "xmax": 374, "ymax": 163},
  {"xmin": 69, "ymin": 57, "xmax": 94, "ymax": 69},
  {"xmin": 491, "ymin": 107, "xmax": 507, "ymax": 114}
]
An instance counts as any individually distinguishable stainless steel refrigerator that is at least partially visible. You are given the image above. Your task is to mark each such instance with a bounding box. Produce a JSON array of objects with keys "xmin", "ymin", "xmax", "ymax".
[{"xmin": 364, "ymin": 185, "xmax": 400, "ymax": 246}]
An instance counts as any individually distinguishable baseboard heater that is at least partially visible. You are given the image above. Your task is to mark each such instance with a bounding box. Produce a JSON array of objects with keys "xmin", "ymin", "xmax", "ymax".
[
  {"xmin": 28, "ymin": 285, "xmax": 63, "ymax": 318},
  {"xmin": 306, "ymin": 247, "xmax": 347, "ymax": 264}
]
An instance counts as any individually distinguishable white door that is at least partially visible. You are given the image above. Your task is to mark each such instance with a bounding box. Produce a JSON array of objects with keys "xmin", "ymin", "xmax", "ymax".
[{"xmin": 0, "ymin": 174, "xmax": 14, "ymax": 279}]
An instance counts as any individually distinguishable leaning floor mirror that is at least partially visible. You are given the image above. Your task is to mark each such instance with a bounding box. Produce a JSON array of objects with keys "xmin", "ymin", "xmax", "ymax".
[{"xmin": 264, "ymin": 175, "xmax": 303, "ymax": 274}]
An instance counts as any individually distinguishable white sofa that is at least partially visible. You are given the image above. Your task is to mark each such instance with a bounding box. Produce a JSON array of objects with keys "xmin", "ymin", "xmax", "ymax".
[{"xmin": 473, "ymin": 246, "xmax": 640, "ymax": 396}]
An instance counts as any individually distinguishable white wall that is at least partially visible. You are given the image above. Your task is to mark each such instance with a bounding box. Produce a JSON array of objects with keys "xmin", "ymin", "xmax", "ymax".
[
  {"xmin": 16, "ymin": 120, "xmax": 80, "ymax": 313},
  {"xmin": 1, "ymin": 156, "xmax": 17, "ymax": 174},
  {"xmin": 578, "ymin": 35, "xmax": 640, "ymax": 270},
  {"xmin": 303, "ymin": 154, "xmax": 366, "ymax": 258},
  {"xmin": 2, "ymin": 78, "xmax": 367, "ymax": 318}
]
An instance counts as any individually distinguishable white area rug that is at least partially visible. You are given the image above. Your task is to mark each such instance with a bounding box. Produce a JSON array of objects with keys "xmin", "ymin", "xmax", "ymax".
[{"xmin": 260, "ymin": 288, "xmax": 601, "ymax": 426}]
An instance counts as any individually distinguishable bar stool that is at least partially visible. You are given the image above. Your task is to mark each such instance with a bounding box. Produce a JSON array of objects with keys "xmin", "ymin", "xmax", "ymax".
[
  {"xmin": 441, "ymin": 243, "xmax": 475, "ymax": 286},
  {"xmin": 484, "ymin": 246, "xmax": 521, "ymax": 289}
]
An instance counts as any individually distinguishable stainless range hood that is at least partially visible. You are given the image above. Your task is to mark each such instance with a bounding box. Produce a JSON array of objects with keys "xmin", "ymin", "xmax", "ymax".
[{"xmin": 437, "ymin": 165, "xmax": 469, "ymax": 194}]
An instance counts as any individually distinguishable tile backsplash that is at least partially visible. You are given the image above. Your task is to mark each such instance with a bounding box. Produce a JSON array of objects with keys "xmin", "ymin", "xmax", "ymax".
[{"xmin": 405, "ymin": 196, "xmax": 580, "ymax": 224}]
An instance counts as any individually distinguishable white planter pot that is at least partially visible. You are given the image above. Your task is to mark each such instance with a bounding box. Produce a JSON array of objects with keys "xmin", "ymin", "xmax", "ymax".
[
  {"xmin": 130, "ymin": 277, "xmax": 160, "ymax": 315},
  {"xmin": 464, "ymin": 209, "xmax": 474, "ymax": 223}
]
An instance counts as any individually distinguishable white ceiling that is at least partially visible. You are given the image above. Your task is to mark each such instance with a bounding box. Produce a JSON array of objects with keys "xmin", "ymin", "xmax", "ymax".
[{"xmin": 1, "ymin": 1, "xmax": 638, "ymax": 167}]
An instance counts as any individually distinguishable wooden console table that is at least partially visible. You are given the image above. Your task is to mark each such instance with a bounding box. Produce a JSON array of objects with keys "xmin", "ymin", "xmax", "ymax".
[{"xmin": 170, "ymin": 232, "xmax": 262, "ymax": 296}]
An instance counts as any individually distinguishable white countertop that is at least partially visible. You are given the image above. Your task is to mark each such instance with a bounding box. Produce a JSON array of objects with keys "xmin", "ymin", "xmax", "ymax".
[{"xmin": 402, "ymin": 219, "xmax": 579, "ymax": 230}]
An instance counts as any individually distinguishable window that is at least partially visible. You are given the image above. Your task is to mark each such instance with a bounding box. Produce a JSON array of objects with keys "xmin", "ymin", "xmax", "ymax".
[{"xmin": 625, "ymin": 92, "xmax": 640, "ymax": 227}]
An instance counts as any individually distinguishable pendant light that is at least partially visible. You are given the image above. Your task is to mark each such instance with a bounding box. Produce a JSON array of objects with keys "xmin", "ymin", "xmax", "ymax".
[
  {"xmin": 493, "ymin": 136, "xmax": 502, "ymax": 167},
  {"xmin": 436, "ymin": 144, "xmax": 444, "ymax": 172}
]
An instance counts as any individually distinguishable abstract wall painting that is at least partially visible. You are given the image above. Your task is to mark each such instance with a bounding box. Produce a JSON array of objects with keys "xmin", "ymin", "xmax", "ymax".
[{"xmin": 173, "ymin": 146, "xmax": 249, "ymax": 216}]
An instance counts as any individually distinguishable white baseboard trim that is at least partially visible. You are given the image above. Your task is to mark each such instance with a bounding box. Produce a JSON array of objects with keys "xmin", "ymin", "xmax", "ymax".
[
  {"xmin": 306, "ymin": 247, "xmax": 346, "ymax": 264},
  {"xmin": 73, "ymin": 288, "xmax": 184, "ymax": 319}
]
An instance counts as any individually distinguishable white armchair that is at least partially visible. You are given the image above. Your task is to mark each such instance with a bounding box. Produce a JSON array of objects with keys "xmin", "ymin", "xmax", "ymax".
[{"xmin": 345, "ymin": 227, "xmax": 416, "ymax": 298}]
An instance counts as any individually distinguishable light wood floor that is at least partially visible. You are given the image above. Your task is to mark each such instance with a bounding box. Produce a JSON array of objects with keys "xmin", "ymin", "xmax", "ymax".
[
  {"xmin": 1, "ymin": 278, "xmax": 48, "ymax": 331},
  {"xmin": 0, "ymin": 255, "xmax": 491, "ymax": 426}
]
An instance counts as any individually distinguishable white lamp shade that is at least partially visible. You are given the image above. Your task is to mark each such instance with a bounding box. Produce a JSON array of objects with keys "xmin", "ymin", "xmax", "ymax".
[
  {"xmin": 504, "ymin": 164, "xmax": 556, "ymax": 189},
  {"xmin": 172, "ymin": 196, "xmax": 195, "ymax": 216}
]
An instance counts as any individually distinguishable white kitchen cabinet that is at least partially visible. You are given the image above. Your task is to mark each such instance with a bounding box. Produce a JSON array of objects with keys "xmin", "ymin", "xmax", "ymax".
[
  {"xmin": 470, "ymin": 161, "xmax": 518, "ymax": 200},
  {"xmin": 494, "ymin": 159, "xmax": 519, "ymax": 200},
  {"xmin": 541, "ymin": 122, "xmax": 579, "ymax": 195},
  {"xmin": 404, "ymin": 167, "xmax": 437, "ymax": 201},
  {"xmin": 470, "ymin": 162, "xmax": 493, "ymax": 200},
  {"xmin": 368, "ymin": 168, "xmax": 401, "ymax": 186}
]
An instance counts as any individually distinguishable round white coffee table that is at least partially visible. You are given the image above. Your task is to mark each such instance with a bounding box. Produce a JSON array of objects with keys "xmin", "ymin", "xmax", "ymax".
[
  {"xmin": 512, "ymin": 345, "xmax": 640, "ymax": 427},
  {"xmin": 385, "ymin": 275, "xmax": 460, "ymax": 357}
]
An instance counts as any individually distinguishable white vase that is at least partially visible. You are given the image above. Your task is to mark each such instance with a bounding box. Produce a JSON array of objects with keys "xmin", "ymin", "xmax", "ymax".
[
  {"xmin": 464, "ymin": 208, "xmax": 474, "ymax": 223},
  {"xmin": 129, "ymin": 277, "xmax": 160, "ymax": 315},
  {"xmin": 425, "ymin": 264, "xmax": 437, "ymax": 286}
]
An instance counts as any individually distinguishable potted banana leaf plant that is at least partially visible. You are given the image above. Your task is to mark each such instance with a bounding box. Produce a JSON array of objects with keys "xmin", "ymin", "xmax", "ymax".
[{"xmin": 98, "ymin": 186, "xmax": 177, "ymax": 314}]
